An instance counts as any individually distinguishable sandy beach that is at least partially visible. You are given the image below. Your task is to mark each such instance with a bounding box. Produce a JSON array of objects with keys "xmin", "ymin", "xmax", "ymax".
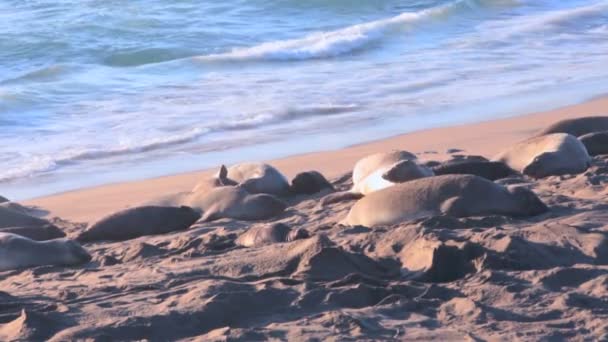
[{"xmin": 1, "ymin": 96, "xmax": 608, "ymax": 340}]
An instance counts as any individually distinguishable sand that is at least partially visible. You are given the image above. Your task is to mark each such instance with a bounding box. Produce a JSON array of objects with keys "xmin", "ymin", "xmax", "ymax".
[{"xmin": 0, "ymin": 96, "xmax": 606, "ymax": 340}]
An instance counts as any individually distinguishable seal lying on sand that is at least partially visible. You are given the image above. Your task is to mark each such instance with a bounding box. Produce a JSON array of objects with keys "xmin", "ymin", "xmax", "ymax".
[
  {"xmin": 77, "ymin": 206, "xmax": 200, "ymax": 243},
  {"xmin": 351, "ymin": 151, "xmax": 432, "ymax": 195},
  {"xmin": 224, "ymin": 162, "xmax": 290, "ymax": 196},
  {"xmin": 0, "ymin": 206, "xmax": 50, "ymax": 229},
  {"xmin": 432, "ymin": 161, "xmax": 517, "ymax": 181},
  {"xmin": 290, "ymin": 171, "xmax": 334, "ymax": 195},
  {"xmin": 579, "ymin": 131, "xmax": 608, "ymax": 156},
  {"xmin": 236, "ymin": 223, "xmax": 309, "ymax": 247},
  {"xmin": 343, "ymin": 175, "xmax": 547, "ymax": 227},
  {"xmin": 186, "ymin": 186, "xmax": 287, "ymax": 222},
  {"xmin": 0, "ymin": 233, "xmax": 91, "ymax": 271},
  {"xmin": 0, "ymin": 225, "xmax": 65, "ymax": 241},
  {"xmin": 493, "ymin": 133, "xmax": 591, "ymax": 178},
  {"xmin": 536, "ymin": 116, "xmax": 608, "ymax": 137}
]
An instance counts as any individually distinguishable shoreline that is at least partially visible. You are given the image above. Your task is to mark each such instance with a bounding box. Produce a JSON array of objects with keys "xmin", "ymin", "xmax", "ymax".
[{"xmin": 25, "ymin": 95, "xmax": 608, "ymax": 223}]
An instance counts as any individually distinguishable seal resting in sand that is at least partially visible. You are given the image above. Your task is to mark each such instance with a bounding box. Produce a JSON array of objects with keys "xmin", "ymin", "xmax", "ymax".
[
  {"xmin": 432, "ymin": 160, "xmax": 517, "ymax": 181},
  {"xmin": 579, "ymin": 131, "xmax": 608, "ymax": 156},
  {"xmin": 0, "ymin": 233, "xmax": 91, "ymax": 271},
  {"xmin": 223, "ymin": 162, "xmax": 290, "ymax": 196},
  {"xmin": 192, "ymin": 165, "xmax": 237, "ymax": 193},
  {"xmin": 77, "ymin": 206, "xmax": 200, "ymax": 242},
  {"xmin": 352, "ymin": 150, "xmax": 432, "ymax": 194},
  {"xmin": 343, "ymin": 175, "xmax": 547, "ymax": 227},
  {"xmin": 0, "ymin": 206, "xmax": 50, "ymax": 229},
  {"xmin": 493, "ymin": 133, "xmax": 591, "ymax": 178},
  {"xmin": 0, "ymin": 225, "xmax": 65, "ymax": 241},
  {"xmin": 290, "ymin": 171, "xmax": 334, "ymax": 195},
  {"xmin": 536, "ymin": 116, "xmax": 608, "ymax": 137},
  {"xmin": 186, "ymin": 186, "xmax": 287, "ymax": 222},
  {"xmin": 236, "ymin": 223, "xmax": 309, "ymax": 247}
]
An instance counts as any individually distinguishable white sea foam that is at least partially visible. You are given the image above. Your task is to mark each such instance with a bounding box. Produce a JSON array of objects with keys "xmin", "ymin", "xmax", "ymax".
[{"xmin": 195, "ymin": 0, "xmax": 479, "ymax": 62}]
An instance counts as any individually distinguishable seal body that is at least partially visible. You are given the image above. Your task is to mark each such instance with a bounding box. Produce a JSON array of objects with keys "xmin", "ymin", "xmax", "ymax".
[
  {"xmin": 0, "ymin": 233, "xmax": 91, "ymax": 271},
  {"xmin": 290, "ymin": 171, "xmax": 334, "ymax": 195},
  {"xmin": 343, "ymin": 175, "xmax": 547, "ymax": 227},
  {"xmin": 236, "ymin": 223, "xmax": 309, "ymax": 247},
  {"xmin": 0, "ymin": 225, "xmax": 65, "ymax": 241},
  {"xmin": 187, "ymin": 186, "xmax": 287, "ymax": 222},
  {"xmin": 77, "ymin": 206, "xmax": 201, "ymax": 242},
  {"xmin": 225, "ymin": 163, "xmax": 290, "ymax": 196},
  {"xmin": 351, "ymin": 151, "xmax": 432, "ymax": 195},
  {"xmin": 579, "ymin": 131, "xmax": 608, "ymax": 156},
  {"xmin": 493, "ymin": 133, "xmax": 590, "ymax": 178},
  {"xmin": 537, "ymin": 116, "xmax": 608, "ymax": 137},
  {"xmin": 0, "ymin": 206, "xmax": 50, "ymax": 229},
  {"xmin": 432, "ymin": 161, "xmax": 516, "ymax": 181}
]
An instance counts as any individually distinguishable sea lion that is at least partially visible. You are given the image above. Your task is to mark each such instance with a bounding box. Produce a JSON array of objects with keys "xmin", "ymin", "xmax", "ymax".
[
  {"xmin": 0, "ymin": 225, "xmax": 65, "ymax": 241},
  {"xmin": 192, "ymin": 165, "xmax": 237, "ymax": 193},
  {"xmin": 432, "ymin": 161, "xmax": 517, "ymax": 181},
  {"xmin": 236, "ymin": 223, "xmax": 309, "ymax": 247},
  {"xmin": 351, "ymin": 151, "xmax": 433, "ymax": 195},
  {"xmin": 493, "ymin": 133, "xmax": 591, "ymax": 178},
  {"xmin": 0, "ymin": 233, "xmax": 91, "ymax": 271},
  {"xmin": 0, "ymin": 206, "xmax": 50, "ymax": 229},
  {"xmin": 224, "ymin": 162, "xmax": 290, "ymax": 196},
  {"xmin": 186, "ymin": 186, "xmax": 287, "ymax": 222},
  {"xmin": 579, "ymin": 131, "xmax": 608, "ymax": 156},
  {"xmin": 343, "ymin": 175, "xmax": 547, "ymax": 227},
  {"xmin": 536, "ymin": 116, "xmax": 608, "ymax": 137},
  {"xmin": 290, "ymin": 171, "xmax": 334, "ymax": 195},
  {"xmin": 77, "ymin": 206, "xmax": 201, "ymax": 243}
]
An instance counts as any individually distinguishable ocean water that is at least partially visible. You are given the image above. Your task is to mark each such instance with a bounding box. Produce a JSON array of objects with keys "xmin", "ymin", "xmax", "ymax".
[{"xmin": 1, "ymin": 0, "xmax": 607, "ymax": 199}]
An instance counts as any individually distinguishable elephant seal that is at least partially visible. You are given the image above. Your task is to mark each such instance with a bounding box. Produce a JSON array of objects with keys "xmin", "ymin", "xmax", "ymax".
[
  {"xmin": 0, "ymin": 233, "xmax": 91, "ymax": 271},
  {"xmin": 186, "ymin": 186, "xmax": 287, "ymax": 222},
  {"xmin": 290, "ymin": 171, "xmax": 334, "ymax": 195},
  {"xmin": 236, "ymin": 223, "xmax": 309, "ymax": 247},
  {"xmin": 579, "ymin": 131, "xmax": 608, "ymax": 156},
  {"xmin": 352, "ymin": 151, "xmax": 433, "ymax": 195},
  {"xmin": 493, "ymin": 133, "xmax": 591, "ymax": 178},
  {"xmin": 224, "ymin": 162, "xmax": 290, "ymax": 196},
  {"xmin": 343, "ymin": 175, "xmax": 547, "ymax": 227},
  {"xmin": 192, "ymin": 165, "xmax": 237, "ymax": 193},
  {"xmin": 0, "ymin": 206, "xmax": 50, "ymax": 229},
  {"xmin": 0, "ymin": 225, "xmax": 65, "ymax": 241},
  {"xmin": 537, "ymin": 116, "xmax": 608, "ymax": 137},
  {"xmin": 432, "ymin": 161, "xmax": 517, "ymax": 181},
  {"xmin": 77, "ymin": 206, "xmax": 200, "ymax": 243}
]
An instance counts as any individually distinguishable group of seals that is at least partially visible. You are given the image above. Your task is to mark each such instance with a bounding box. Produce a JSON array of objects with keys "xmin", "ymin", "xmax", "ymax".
[
  {"xmin": 537, "ymin": 116, "xmax": 608, "ymax": 156},
  {"xmin": 342, "ymin": 175, "xmax": 547, "ymax": 227}
]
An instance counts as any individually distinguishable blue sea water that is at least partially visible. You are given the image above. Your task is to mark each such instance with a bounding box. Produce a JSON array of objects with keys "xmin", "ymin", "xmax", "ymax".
[{"xmin": 1, "ymin": 0, "xmax": 607, "ymax": 199}]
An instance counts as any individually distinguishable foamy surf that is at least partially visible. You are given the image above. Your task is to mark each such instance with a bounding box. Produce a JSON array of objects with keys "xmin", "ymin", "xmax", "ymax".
[{"xmin": 194, "ymin": 0, "xmax": 487, "ymax": 63}]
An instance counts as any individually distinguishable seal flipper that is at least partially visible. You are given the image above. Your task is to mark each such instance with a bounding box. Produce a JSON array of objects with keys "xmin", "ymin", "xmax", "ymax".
[
  {"xmin": 320, "ymin": 191, "xmax": 364, "ymax": 205},
  {"xmin": 200, "ymin": 205, "xmax": 221, "ymax": 222},
  {"xmin": 440, "ymin": 196, "xmax": 469, "ymax": 217}
]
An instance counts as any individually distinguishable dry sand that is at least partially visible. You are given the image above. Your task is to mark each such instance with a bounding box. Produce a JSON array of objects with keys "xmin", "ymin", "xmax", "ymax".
[{"xmin": 0, "ymin": 96, "xmax": 606, "ymax": 340}]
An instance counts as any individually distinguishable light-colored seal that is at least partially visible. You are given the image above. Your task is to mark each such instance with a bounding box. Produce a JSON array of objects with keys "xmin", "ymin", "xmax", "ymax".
[
  {"xmin": 186, "ymin": 186, "xmax": 287, "ymax": 222},
  {"xmin": 343, "ymin": 175, "xmax": 547, "ymax": 227},
  {"xmin": 536, "ymin": 116, "xmax": 608, "ymax": 137},
  {"xmin": 77, "ymin": 206, "xmax": 201, "ymax": 242},
  {"xmin": 579, "ymin": 131, "xmax": 608, "ymax": 156},
  {"xmin": 236, "ymin": 223, "xmax": 309, "ymax": 247},
  {"xmin": 224, "ymin": 162, "xmax": 290, "ymax": 196},
  {"xmin": 290, "ymin": 171, "xmax": 334, "ymax": 195},
  {"xmin": 493, "ymin": 133, "xmax": 591, "ymax": 178},
  {"xmin": 0, "ymin": 225, "xmax": 65, "ymax": 241},
  {"xmin": 0, "ymin": 233, "xmax": 91, "ymax": 271},
  {"xmin": 0, "ymin": 205, "xmax": 50, "ymax": 229},
  {"xmin": 351, "ymin": 151, "xmax": 433, "ymax": 195}
]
